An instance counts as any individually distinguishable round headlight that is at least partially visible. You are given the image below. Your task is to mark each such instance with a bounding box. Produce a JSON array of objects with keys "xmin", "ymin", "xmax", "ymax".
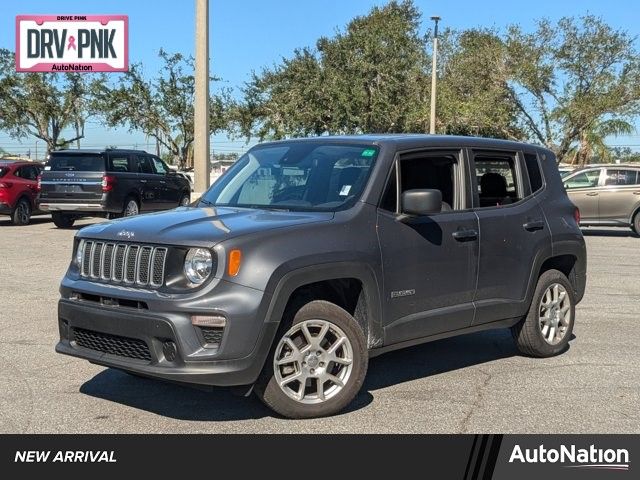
[
  {"xmin": 184, "ymin": 248, "xmax": 213, "ymax": 285},
  {"xmin": 74, "ymin": 240, "xmax": 85, "ymax": 266}
]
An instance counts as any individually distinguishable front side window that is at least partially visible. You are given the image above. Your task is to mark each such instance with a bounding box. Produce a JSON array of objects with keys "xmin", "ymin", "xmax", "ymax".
[
  {"xmin": 199, "ymin": 143, "xmax": 379, "ymax": 212},
  {"xmin": 152, "ymin": 157, "xmax": 167, "ymax": 175},
  {"xmin": 379, "ymin": 152, "xmax": 457, "ymax": 213},
  {"xmin": 473, "ymin": 152, "xmax": 522, "ymax": 207},
  {"xmin": 604, "ymin": 169, "xmax": 639, "ymax": 186},
  {"xmin": 564, "ymin": 170, "xmax": 600, "ymax": 189}
]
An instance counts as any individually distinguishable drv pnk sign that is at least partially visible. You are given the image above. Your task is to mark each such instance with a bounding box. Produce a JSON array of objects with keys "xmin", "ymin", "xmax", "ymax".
[{"xmin": 15, "ymin": 15, "xmax": 128, "ymax": 72}]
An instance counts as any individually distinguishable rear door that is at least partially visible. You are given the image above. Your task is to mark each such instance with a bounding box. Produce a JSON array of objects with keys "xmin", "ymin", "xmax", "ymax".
[
  {"xmin": 563, "ymin": 168, "xmax": 602, "ymax": 221},
  {"xmin": 598, "ymin": 169, "xmax": 640, "ymax": 223},
  {"xmin": 471, "ymin": 148, "xmax": 551, "ymax": 324},
  {"xmin": 12, "ymin": 164, "xmax": 40, "ymax": 206},
  {"xmin": 39, "ymin": 154, "xmax": 105, "ymax": 203}
]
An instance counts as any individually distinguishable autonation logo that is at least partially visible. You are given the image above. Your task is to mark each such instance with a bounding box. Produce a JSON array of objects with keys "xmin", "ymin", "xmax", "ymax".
[{"xmin": 509, "ymin": 444, "xmax": 630, "ymax": 471}]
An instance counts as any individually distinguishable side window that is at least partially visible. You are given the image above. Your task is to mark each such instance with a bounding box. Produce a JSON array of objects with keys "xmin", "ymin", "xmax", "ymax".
[
  {"xmin": 379, "ymin": 152, "xmax": 458, "ymax": 213},
  {"xmin": 135, "ymin": 155, "xmax": 154, "ymax": 174},
  {"xmin": 604, "ymin": 169, "xmax": 638, "ymax": 186},
  {"xmin": 473, "ymin": 152, "xmax": 522, "ymax": 207},
  {"xmin": 151, "ymin": 157, "xmax": 167, "ymax": 175},
  {"xmin": 108, "ymin": 155, "xmax": 130, "ymax": 173},
  {"xmin": 524, "ymin": 153, "xmax": 543, "ymax": 193},
  {"xmin": 564, "ymin": 170, "xmax": 600, "ymax": 189},
  {"xmin": 13, "ymin": 167, "xmax": 24, "ymax": 178}
]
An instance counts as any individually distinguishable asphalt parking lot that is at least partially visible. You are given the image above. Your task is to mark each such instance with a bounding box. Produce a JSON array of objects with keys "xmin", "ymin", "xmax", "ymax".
[{"xmin": 0, "ymin": 216, "xmax": 638, "ymax": 433}]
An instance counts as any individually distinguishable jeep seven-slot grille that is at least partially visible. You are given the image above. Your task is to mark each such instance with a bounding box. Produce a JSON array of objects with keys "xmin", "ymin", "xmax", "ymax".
[
  {"xmin": 73, "ymin": 327, "xmax": 152, "ymax": 362},
  {"xmin": 79, "ymin": 240, "xmax": 167, "ymax": 288}
]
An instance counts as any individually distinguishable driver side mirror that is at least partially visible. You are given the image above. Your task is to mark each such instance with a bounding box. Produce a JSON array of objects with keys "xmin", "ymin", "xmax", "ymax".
[{"xmin": 401, "ymin": 189, "xmax": 442, "ymax": 216}]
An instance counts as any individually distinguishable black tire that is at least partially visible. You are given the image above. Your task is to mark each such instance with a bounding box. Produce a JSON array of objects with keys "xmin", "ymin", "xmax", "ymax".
[
  {"xmin": 179, "ymin": 193, "xmax": 190, "ymax": 207},
  {"xmin": 51, "ymin": 212, "xmax": 75, "ymax": 229},
  {"xmin": 632, "ymin": 211, "xmax": 640, "ymax": 236},
  {"xmin": 11, "ymin": 198, "xmax": 31, "ymax": 226},
  {"xmin": 123, "ymin": 197, "xmax": 139, "ymax": 217},
  {"xmin": 512, "ymin": 269, "xmax": 575, "ymax": 357},
  {"xmin": 254, "ymin": 300, "xmax": 368, "ymax": 419}
]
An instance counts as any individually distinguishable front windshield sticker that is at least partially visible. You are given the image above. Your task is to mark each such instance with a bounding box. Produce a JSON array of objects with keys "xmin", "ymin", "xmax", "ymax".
[
  {"xmin": 339, "ymin": 185, "xmax": 352, "ymax": 196},
  {"xmin": 361, "ymin": 148, "xmax": 376, "ymax": 157}
]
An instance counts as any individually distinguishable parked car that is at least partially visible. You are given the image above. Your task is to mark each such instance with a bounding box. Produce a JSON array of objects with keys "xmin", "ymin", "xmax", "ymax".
[
  {"xmin": 38, "ymin": 149, "xmax": 192, "ymax": 228},
  {"xmin": 0, "ymin": 160, "xmax": 43, "ymax": 225},
  {"xmin": 562, "ymin": 164, "xmax": 640, "ymax": 234},
  {"xmin": 55, "ymin": 136, "xmax": 586, "ymax": 418}
]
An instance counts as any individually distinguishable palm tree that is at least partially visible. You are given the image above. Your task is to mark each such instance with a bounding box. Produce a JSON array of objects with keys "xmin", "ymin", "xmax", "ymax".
[{"xmin": 568, "ymin": 119, "xmax": 635, "ymax": 166}]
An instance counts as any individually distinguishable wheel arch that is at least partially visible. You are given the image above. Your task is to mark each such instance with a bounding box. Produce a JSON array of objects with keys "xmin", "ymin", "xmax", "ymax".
[{"xmin": 263, "ymin": 262, "xmax": 384, "ymax": 350}]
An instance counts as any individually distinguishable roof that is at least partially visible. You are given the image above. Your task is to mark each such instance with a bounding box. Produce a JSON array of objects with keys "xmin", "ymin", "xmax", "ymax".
[
  {"xmin": 253, "ymin": 134, "xmax": 550, "ymax": 153},
  {"xmin": 0, "ymin": 159, "xmax": 41, "ymax": 166},
  {"xmin": 51, "ymin": 148, "xmax": 150, "ymax": 154},
  {"xmin": 572, "ymin": 163, "xmax": 640, "ymax": 171}
]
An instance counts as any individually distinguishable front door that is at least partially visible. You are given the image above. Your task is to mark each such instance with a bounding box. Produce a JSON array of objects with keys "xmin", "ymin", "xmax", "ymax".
[
  {"xmin": 377, "ymin": 149, "xmax": 479, "ymax": 345},
  {"xmin": 133, "ymin": 155, "xmax": 163, "ymax": 210}
]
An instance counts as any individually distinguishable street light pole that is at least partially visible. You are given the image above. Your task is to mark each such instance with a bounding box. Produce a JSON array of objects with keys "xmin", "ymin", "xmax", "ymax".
[
  {"xmin": 194, "ymin": 0, "xmax": 210, "ymax": 195},
  {"xmin": 429, "ymin": 15, "xmax": 440, "ymax": 135}
]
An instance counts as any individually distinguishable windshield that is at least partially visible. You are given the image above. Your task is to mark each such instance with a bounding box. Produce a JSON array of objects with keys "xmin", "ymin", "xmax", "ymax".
[
  {"xmin": 47, "ymin": 154, "xmax": 105, "ymax": 172},
  {"xmin": 199, "ymin": 143, "xmax": 379, "ymax": 212}
]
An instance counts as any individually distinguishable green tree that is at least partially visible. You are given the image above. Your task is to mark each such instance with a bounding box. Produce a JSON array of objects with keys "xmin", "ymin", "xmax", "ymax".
[
  {"xmin": 0, "ymin": 48, "xmax": 97, "ymax": 154},
  {"xmin": 437, "ymin": 29, "xmax": 523, "ymax": 139},
  {"xmin": 93, "ymin": 50, "xmax": 229, "ymax": 169},
  {"xmin": 566, "ymin": 119, "xmax": 635, "ymax": 164},
  {"xmin": 239, "ymin": 1, "xmax": 430, "ymax": 139},
  {"xmin": 506, "ymin": 15, "xmax": 640, "ymax": 163}
]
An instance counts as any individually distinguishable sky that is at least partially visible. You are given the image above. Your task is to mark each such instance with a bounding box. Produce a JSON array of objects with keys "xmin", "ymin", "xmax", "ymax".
[{"xmin": 1, "ymin": 0, "xmax": 639, "ymax": 159}]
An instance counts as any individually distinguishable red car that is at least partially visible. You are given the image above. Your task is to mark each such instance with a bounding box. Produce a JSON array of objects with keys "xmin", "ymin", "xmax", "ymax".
[{"xmin": 0, "ymin": 160, "xmax": 43, "ymax": 225}]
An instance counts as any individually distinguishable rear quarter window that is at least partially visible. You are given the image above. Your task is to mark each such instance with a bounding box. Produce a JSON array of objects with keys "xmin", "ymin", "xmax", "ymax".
[
  {"xmin": 524, "ymin": 153, "xmax": 543, "ymax": 192},
  {"xmin": 48, "ymin": 155, "xmax": 105, "ymax": 172}
]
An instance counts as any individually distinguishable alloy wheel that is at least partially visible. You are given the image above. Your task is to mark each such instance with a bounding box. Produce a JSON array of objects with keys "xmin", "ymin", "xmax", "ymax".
[
  {"xmin": 124, "ymin": 200, "xmax": 139, "ymax": 217},
  {"xmin": 273, "ymin": 319, "xmax": 354, "ymax": 404},
  {"xmin": 17, "ymin": 201, "xmax": 30, "ymax": 224},
  {"xmin": 538, "ymin": 283, "xmax": 571, "ymax": 345}
]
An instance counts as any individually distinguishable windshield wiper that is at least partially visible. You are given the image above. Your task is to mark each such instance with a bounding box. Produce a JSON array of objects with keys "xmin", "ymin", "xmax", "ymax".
[{"xmin": 198, "ymin": 198, "xmax": 214, "ymax": 207}]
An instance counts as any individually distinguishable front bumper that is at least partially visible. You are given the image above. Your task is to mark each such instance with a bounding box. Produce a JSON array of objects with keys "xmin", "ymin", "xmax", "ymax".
[{"xmin": 55, "ymin": 278, "xmax": 279, "ymax": 387}]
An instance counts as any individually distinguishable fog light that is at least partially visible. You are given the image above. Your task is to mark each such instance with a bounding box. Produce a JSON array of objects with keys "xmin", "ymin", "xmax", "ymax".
[
  {"xmin": 162, "ymin": 341, "xmax": 177, "ymax": 362},
  {"xmin": 191, "ymin": 314, "xmax": 226, "ymax": 328}
]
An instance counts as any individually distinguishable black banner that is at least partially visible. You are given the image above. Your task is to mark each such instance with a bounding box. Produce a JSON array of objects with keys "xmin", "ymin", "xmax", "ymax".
[{"xmin": 0, "ymin": 435, "xmax": 636, "ymax": 479}]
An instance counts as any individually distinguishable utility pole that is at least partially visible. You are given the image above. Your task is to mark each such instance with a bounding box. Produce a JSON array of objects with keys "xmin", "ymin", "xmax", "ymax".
[
  {"xmin": 429, "ymin": 16, "xmax": 441, "ymax": 135},
  {"xmin": 194, "ymin": 0, "xmax": 210, "ymax": 194}
]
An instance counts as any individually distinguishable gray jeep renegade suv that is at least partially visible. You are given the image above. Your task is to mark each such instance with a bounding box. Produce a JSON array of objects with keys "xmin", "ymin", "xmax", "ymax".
[{"xmin": 55, "ymin": 135, "xmax": 587, "ymax": 418}]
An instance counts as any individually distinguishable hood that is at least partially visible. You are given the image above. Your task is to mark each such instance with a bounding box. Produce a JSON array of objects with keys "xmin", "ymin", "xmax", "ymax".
[{"xmin": 77, "ymin": 206, "xmax": 334, "ymax": 247}]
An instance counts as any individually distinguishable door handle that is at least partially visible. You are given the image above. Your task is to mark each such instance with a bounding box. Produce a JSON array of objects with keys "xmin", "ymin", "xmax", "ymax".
[
  {"xmin": 586, "ymin": 192, "xmax": 599, "ymax": 196},
  {"xmin": 452, "ymin": 229, "xmax": 478, "ymax": 241},
  {"xmin": 633, "ymin": 191, "xmax": 640, "ymax": 195},
  {"xmin": 523, "ymin": 220, "xmax": 544, "ymax": 231},
  {"xmin": 140, "ymin": 179, "xmax": 147, "ymax": 183}
]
